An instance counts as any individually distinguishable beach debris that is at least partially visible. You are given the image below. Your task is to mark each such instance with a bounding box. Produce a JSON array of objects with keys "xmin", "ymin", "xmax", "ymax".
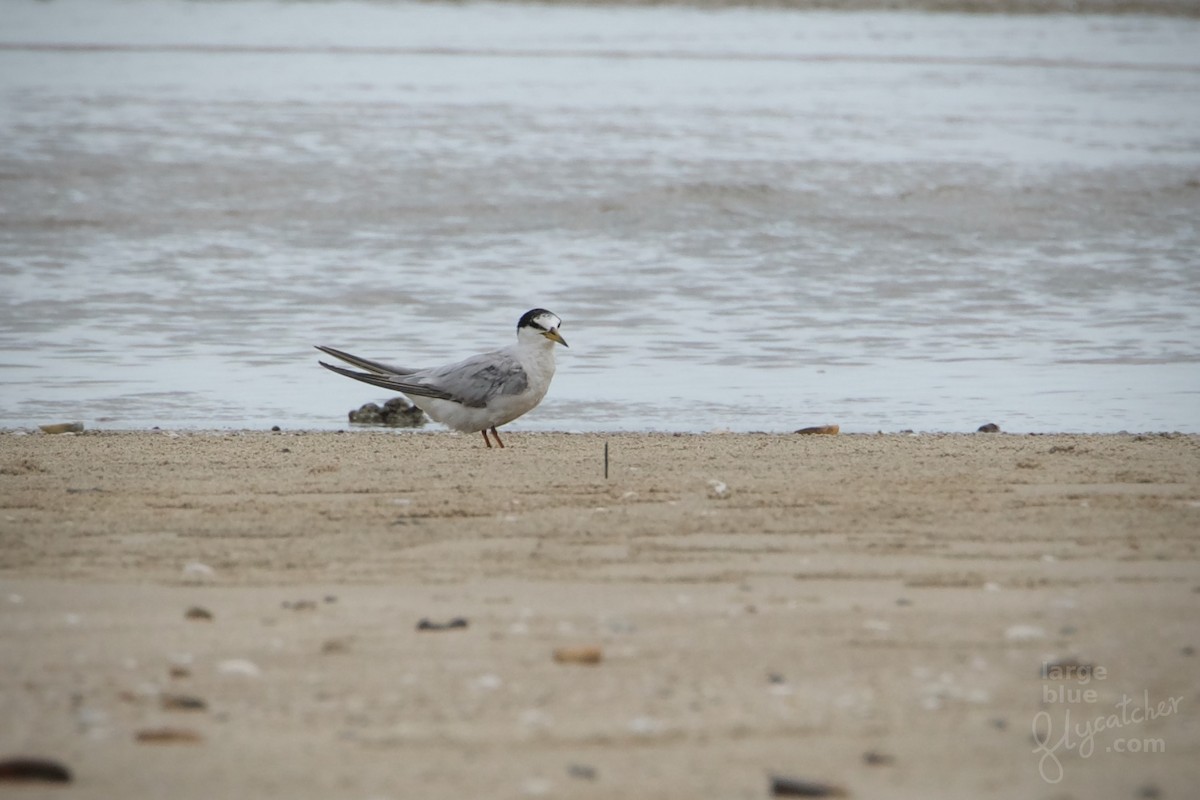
[
  {"xmin": 324, "ymin": 595, "xmax": 338, "ymax": 604},
  {"xmin": 169, "ymin": 665, "xmax": 192, "ymax": 679},
  {"xmin": 976, "ymin": 422, "xmax": 1001, "ymax": 433},
  {"xmin": 38, "ymin": 422, "xmax": 84, "ymax": 435},
  {"xmin": 1182, "ymin": 645, "xmax": 1195, "ymax": 656},
  {"xmin": 769, "ymin": 774, "xmax": 847, "ymax": 797},
  {"xmin": 161, "ymin": 693, "xmax": 207, "ymax": 712},
  {"xmin": 795, "ymin": 425, "xmax": 839, "ymax": 435},
  {"xmin": 216, "ymin": 659, "xmax": 261, "ymax": 678},
  {"xmin": 135, "ymin": 728, "xmax": 202, "ymax": 744},
  {"xmin": 567, "ymin": 763, "xmax": 597, "ymax": 781},
  {"xmin": 182, "ymin": 562, "xmax": 215, "ymax": 582},
  {"xmin": 282, "ymin": 599, "xmax": 317, "ymax": 611},
  {"xmin": 554, "ymin": 645, "xmax": 603, "ymax": 665},
  {"xmin": 0, "ymin": 757, "xmax": 73, "ymax": 784},
  {"xmin": 348, "ymin": 397, "xmax": 427, "ymax": 427},
  {"xmin": 863, "ymin": 750, "xmax": 894, "ymax": 766},
  {"xmin": 1004, "ymin": 624, "xmax": 1046, "ymax": 642},
  {"xmin": 184, "ymin": 606, "xmax": 213, "ymax": 621},
  {"xmin": 321, "ymin": 638, "xmax": 352, "ymax": 655},
  {"xmin": 707, "ymin": 479, "xmax": 730, "ymax": 499},
  {"xmin": 271, "ymin": 425, "xmax": 281, "ymax": 432},
  {"xmin": 416, "ymin": 617, "xmax": 469, "ymax": 632}
]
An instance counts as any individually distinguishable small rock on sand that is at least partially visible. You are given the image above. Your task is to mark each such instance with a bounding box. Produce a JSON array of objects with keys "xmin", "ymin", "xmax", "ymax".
[
  {"xmin": 38, "ymin": 422, "xmax": 84, "ymax": 435},
  {"xmin": 0, "ymin": 757, "xmax": 73, "ymax": 783},
  {"xmin": 135, "ymin": 728, "xmax": 203, "ymax": 744},
  {"xmin": 795, "ymin": 425, "xmax": 839, "ymax": 435},
  {"xmin": 553, "ymin": 645, "xmax": 603, "ymax": 665}
]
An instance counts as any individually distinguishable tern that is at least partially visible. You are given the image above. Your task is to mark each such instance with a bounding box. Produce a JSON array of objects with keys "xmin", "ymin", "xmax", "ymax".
[{"xmin": 316, "ymin": 308, "xmax": 567, "ymax": 448}]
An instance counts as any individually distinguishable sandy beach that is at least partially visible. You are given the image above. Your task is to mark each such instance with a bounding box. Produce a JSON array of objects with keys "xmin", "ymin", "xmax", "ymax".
[{"xmin": 1, "ymin": 429, "xmax": 1198, "ymax": 798}]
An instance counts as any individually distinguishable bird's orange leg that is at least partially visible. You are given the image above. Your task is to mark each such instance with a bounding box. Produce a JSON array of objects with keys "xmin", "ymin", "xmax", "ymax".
[
  {"xmin": 481, "ymin": 429, "xmax": 493, "ymax": 448},
  {"xmin": 490, "ymin": 427, "xmax": 505, "ymax": 448}
]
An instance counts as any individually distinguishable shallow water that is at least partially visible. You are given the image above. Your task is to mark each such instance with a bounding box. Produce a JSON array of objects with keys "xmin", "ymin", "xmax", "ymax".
[{"xmin": 2, "ymin": 1, "xmax": 1199, "ymax": 432}]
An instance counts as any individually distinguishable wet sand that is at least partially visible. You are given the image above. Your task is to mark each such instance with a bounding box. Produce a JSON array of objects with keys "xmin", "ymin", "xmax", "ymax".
[{"xmin": 1, "ymin": 430, "xmax": 1198, "ymax": 797}]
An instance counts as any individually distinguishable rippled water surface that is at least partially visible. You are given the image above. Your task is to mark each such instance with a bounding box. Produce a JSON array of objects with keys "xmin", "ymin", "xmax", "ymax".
[{"xmin": 2, "ymin": 1, "xmax": 1198, "ymax": 432}]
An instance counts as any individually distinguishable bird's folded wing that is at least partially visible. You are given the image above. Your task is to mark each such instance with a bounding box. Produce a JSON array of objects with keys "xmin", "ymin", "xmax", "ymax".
[
  {"xmin": 426, "ymin": 351, "xmax": 530, "ymax": 408},
  {"xmin": 314, "ymin": 345, "xmax": 418, "ymax": 376},
  {"xmin": 318, "ymin": 362, "xmax": 457, "ymax": 402}
]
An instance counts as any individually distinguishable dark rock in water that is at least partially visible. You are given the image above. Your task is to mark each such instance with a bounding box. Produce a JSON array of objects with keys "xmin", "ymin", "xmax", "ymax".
[
  {"xmin": 977, "ymin": 422, "xmax": 1001, "ymax": 433},
  {"xmin": 769, "ymin": 775, "xmax": 847, "ymax": 797},
  {"xmin": 0, "ymin": 757, "xmax": 72, "ymax": 784},
  {"xmin": 348, "ymin": 397, "xmax": 427, "ymax": 427}
]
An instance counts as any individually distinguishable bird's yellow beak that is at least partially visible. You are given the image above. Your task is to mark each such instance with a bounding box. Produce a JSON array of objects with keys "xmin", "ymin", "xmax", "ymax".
[{"xmin": 544, "ymin": 328, "xmax": 568, "ymax": 348}]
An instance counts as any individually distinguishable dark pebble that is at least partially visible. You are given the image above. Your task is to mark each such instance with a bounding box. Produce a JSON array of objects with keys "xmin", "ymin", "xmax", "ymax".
[
  {"xmin": 977, "ymin": 423, "xmax": 1001, "ymax": 433},
  {"xmin": 417, "ymin": 617, "xmax": 469, "ymax": 631},
  {"xmin": 271, "ymin": 425, "xmax": 281, "ymax": 432},
  {"xmin": 567, "ymin": 763, "xmax": 598, "ymax": 781},
  {"xmin": 0, "ymin": 757, "xmax": 72, "ymax": 784},
  {"xmin": 184, "ymin": 606, "xmax": 213, "ymax": 621},
  {"xmin": 135, "ymin": 728, "xmax": 203, "ymax": 744},
  {"xmin": 769, "ymin": 775, "xmax": 847, "ymax": 797},
  {"xmin": 1182, "ymin": 645, "xmax": 1195, "ymax": 656},
  {"xmin": 324, "ymin": 595, "xmax": 337, "ymax": 604},
  {"xmin": 896, "ymin": 597, "xmax": 912, "ymax": 606},
  {"xmin": 1137, "ymin": 784, "xmax": 1162, "ymax": 799},
  {"xmin": 161, "ymin": 694, "xmax": 207, "ymax": 711},
  {"xmin": 321, "ymin": 638, "xmax": 351, "ymax": 655},
  {"xmin": 863, "ymin": 750, "xmax": 894, "ymax": 766},
  {"xmin": 282, "ymin": 600, "xmax": 317, "ymax": 611}
]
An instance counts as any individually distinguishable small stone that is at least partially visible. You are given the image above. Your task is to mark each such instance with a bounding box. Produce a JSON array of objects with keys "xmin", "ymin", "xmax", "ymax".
[
  {"xmin": 38, "ymin": 422, "xmax": 84, "ymax": 434},
  {"xmin": 769, "ymin": 775, "xmax": 847, "ymax": 797},
  {"xmin": 271, "ymin": 425, "xmax": 281, "ymax": 432},
  {"xmin": 1182, "ymin": 645, "xmax": 1195, "ymax": 656},
  {"xmin": 216, "ymin": 659, "xmax": 261, "ymax": 678},
  {"xmin": 567, "ymin": 763, "xmax": 597, "ymax": 781},
  {"xmin": 184, "ymin": 606, "xmax": 213, "ymax": 621},
  {"xmin": 161, "ymin": 694, "xmax": 207, "ymax": 711},
  {"xmin": 282, "ymin": 600, "xmax": 317, "ymax": 611},
  {"xmin": 135, "ymin": 728, "xmax": 202, "ymax": 744},
  {"xmin": 1004, "ymin": 624, "xmax": 1046, "ymax": 642},
  {"xmin": 182, "ymin": 562, "xmax": 215, "ymax": 581},
  {"xmin": 553, "ymin": 645, "xmax": 603, "ymax": 665},
  {"xmin": 321, "ymin": 638, "xmax": 351, "ymax": 655},
  {"xmin": 416, "ymin": 617, "xmax": 468, "ymax": 632},
  {"xmin": 795, "ymin": 425, "xmax": 839, "ymax": 435},
  {"xmin": 977, "ymin": 422, "xmax": 1001, "ymax": 433},
  {"xmin": 0, "ymin": 757, "xmax": 72, "ymax": 783},
  {"xmin": 706, "ymin": 479, "xmax": 730, "ymax": 499},
  {"xmin": 863, "ymin": 750, "xmax": 894, "ymax": 766},
  {"xmin": 169, "ymin": 666, "xmax": 192, "ymax": 679}
]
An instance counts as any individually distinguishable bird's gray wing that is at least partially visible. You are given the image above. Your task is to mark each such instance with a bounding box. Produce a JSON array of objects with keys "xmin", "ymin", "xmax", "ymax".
[
  {"xmin": 317, "ymin": 361, "xmax": 456, "ymax": 400},
  {"xmin": 418, "ymin": 349, "xmax": 530, "ymax": 408},
  {"xmin": 318, "ymin": 349, "xmax": 529, "ymax": 408},
  {"xmin": 314, "ymin": 345, "xmax": 419, "ymax": 376}
]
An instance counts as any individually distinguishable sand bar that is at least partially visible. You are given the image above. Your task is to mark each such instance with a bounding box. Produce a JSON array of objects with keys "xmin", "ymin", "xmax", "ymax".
[{"xmin": 1, "ymin": 430, "xmax": 1198, "ymax": 798}]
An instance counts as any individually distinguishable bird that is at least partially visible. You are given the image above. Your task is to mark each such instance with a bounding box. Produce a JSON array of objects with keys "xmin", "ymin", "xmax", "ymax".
[{"xmin": 316, "ymin": 309, "xmax": 567, "ymax": 448}]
